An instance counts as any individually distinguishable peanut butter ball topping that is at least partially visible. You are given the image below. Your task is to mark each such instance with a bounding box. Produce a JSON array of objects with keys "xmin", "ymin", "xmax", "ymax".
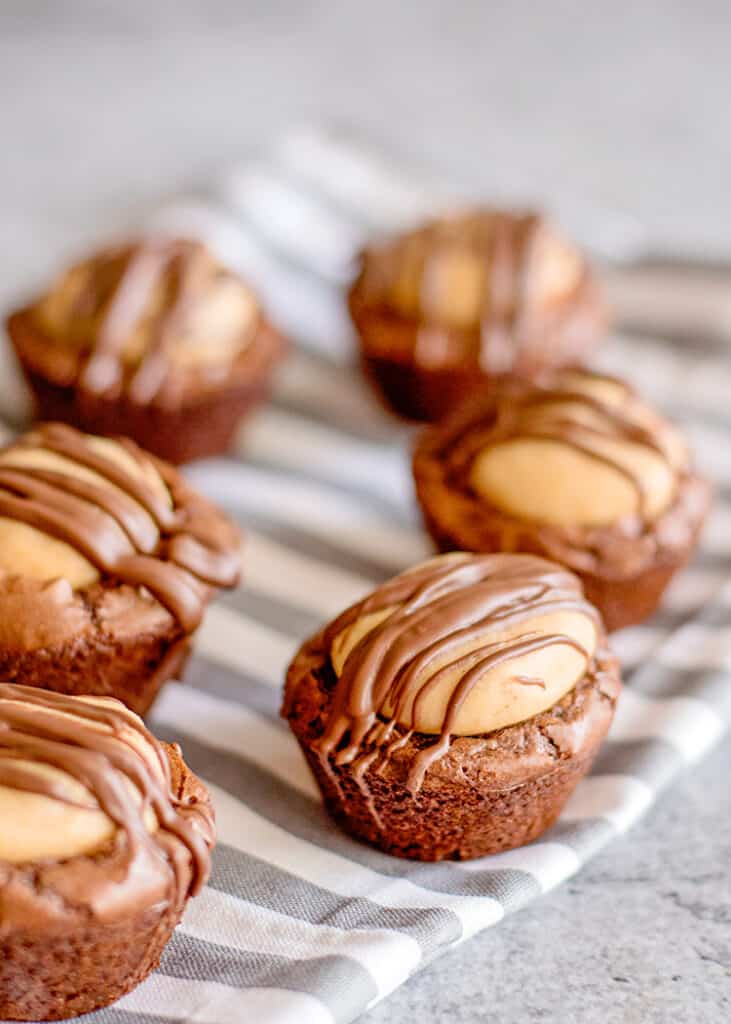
[
  {"xmin": 317, "ymin": 553, "xmax": 601, "ymax": 791},
  {"xmin": 34, "ymin": 238, "xmax": 260, "ymax": 405},
  {"xmin": 461, "ymin": 371, "xmax": 687, "ymax": 528},
  {"xmin": 355, "ymin": 209, "xmax": 588, "ymax": 357},
  {"xmin": 0, "ymin": 423, "xmax": 241, "ymax": 631},
  {"xmin": 0, "ymin": 684, "xmax": 212, "ymax": 901}
]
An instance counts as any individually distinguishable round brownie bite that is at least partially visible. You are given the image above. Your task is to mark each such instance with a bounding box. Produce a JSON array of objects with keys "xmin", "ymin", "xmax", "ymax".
[
  {"xmin": 0, "ymin": 421, "xmax": 241, "ymax": 713},
  {"xmin": 413, "ymin": 370, "xmax": 712, "ymax": 631},
  {"xmin": 348, "ymin": 209, "xmax": 606, "ymax": 421},
  {"xmin": 6, "ymin": 237, "xmax": 287, "ymax": 463},
  {"xmin": 283, "ymin": 552, "xmax": 621, "ymax": 861},
  {"xmin": 0, "ymin": 683, "xmax": 214, "ymax": 1021}
]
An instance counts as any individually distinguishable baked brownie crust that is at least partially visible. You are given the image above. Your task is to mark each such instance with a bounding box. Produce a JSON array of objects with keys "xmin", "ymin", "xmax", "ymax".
[
  {"xmin": 284, "ymin": 629, "xmax": 620, "ymax": 861},
  {"xmin": 0, "ymin": 739, "xmax": 213, "ymax": 1021},
  {"xmin": 412, "ymin": 380, "xmax": 712, "ymax": 631},
  {"xmin": 8, "ymin": 309, "xmax": 285, "ymax": 464}
]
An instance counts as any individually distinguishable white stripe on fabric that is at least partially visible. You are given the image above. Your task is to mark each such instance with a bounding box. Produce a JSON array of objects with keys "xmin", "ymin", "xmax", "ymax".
[
  {"xmin": 154, "ymin": 685, "xmax": 317, "ymax": 799},
  {"xmin": 660, "ymin": 566, "xmax": 729, "ymax": 614},
  {"xmin": 456, "ymin": 842, "xmax": 581, "ymax": 892},
  {"xmin": 182, "ymin": 887, "xmax": 421, "ymax": 1000},
  {"xmin": 559, "ymin": 775, "xmax": 654, "ymax": 831},
  {"xmin": 654, "ymin": 623, "xmax": 731, "ymax": 671},
  {"xmin": 149, "ymin": 200, "xmax": 352, "ymax": 363},
  {"xmin": 274, "ymin": 128, "xmax": 448, "ymax": 233},
  {"xmin": 186, "ymin": 461, "xmax": 432, "ymax": 573},
  {"xmin": 195, "ymin": 604, "xmax": 296, "ymax": 686},
  {"xmin": 217, "ymin": 164, "xmax": 364, "ymax": 283},
  {"xmin": 236, "ymin": 406, "xmax": 413, "ymax": 511},
  {"xmin": 118, "ymin": 974, "xmax": 334, "ymax": 1024},
  {"xmin": 244, "ymin": 529, "xmax": 372, "ymax": 620},
  {"xmin": 609, "ymin": 686, "xmax": 726, "ymax": 761},
  {"xmin": 207, "ymin": 782, "xmax": 504, "ymax": 939}
]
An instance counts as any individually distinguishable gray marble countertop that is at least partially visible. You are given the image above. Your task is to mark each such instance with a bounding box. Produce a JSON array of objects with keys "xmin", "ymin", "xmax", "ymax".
[{"xmin": 1, "ymin": 4, "xmax": 729, "ymax": 1021}]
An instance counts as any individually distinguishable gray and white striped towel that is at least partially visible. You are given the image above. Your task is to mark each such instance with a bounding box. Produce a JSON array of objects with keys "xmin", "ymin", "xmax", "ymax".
[{"xmin": 4, "ymin": 128, "xmax": 731, "ymax": 1024}]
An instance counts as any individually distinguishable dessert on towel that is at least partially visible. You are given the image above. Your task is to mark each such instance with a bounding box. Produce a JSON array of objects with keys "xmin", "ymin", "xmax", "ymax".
[
  {"xmin": 413, "ymin": 370, "xmax": 711, "ymax": 630},
  {"xmin": 0, "ymin": 422, "xmax": 241, "ymax": 713},
  {"xmin": 0, "ymin": 684, "xmax": 215, "ymax": 1020},
  {"xmin": 283, "ymin": 552, "xmax": 621, "ymax": 861},
  {"xmin": 348, "ymin": 209, "xmax": 605, "ymax": 421},
  {"xmin": 7, "ymin": 237, "xmax": 286, "ymax": 463}
]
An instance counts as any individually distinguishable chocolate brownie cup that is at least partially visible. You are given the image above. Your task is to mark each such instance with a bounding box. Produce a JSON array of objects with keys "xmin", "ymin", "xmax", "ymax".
[
  {"xmin": 348, "ymin": 209, "xmax": 606, "ymax": 421},
  {"xmin": 413, "ymin": 370, "xmax": 712, "ymax": 631},
  {"xmin": 7, "ymin": 237, "xmax": 287, "ymax": 463},
  {"xmin": 0, "ymin": 421, "xmax": 241, "ymax": 713},
  {"xmin": 283, "ymin": 552, "xmax": 621, "ymax": 861},
  {"xmin": 0, "ymin": 683, "xmax": 214, "ymax": 1020}
]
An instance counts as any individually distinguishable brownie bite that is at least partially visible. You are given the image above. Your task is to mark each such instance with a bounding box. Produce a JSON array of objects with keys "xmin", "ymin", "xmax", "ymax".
[
  {"xmin": 0, "ymin": 684, "xmax": 214, "ymax": 1020},
  {"xmin": 283, "ymin": 552, "xmax": 621, "ymax": 861},
  {"xmin": 348, "ymin": 209, "xmax": 606, "ymax": 421},
  {"xmin": 0, "ymin": 421, "xmax": 241, "ymax": 713},
  {"xmin": 413, "ymin": 370, "xmax": 712, "ymax": 631},
  {"xmin": 7, "ymin": 237, "xmax": 287, "ymax": 463}
]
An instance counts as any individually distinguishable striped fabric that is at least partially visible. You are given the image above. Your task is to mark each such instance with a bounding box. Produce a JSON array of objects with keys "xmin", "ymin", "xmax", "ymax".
[{"xmin": 5, "ymin": 129, "xmax": 731, "ymax": 1024}]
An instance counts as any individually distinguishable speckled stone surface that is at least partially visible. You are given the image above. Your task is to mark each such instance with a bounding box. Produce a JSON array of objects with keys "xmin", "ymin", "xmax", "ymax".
[{"xmin": 0, "ymin": 3, "xmax": 729, "ymax": 1020}]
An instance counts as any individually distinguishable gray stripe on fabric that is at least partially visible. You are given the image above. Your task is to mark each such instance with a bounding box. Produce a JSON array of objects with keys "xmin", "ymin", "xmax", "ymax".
[
  {"xmin": 182, "ymin": 655, "xmax": 281, "ymax": 721},
  {"xmin": 546, "ymin": 817, "xmax": 617, "ymax": 862},
  {"xmin": 591, "ymin": 738, "xmax": 682, "ymax": 791},
  {"xmin": 209, "ymin": 844, "xmax": 461, "ymax": 956},
  {"xmin": 92, "ymin": 1011, "xmax": 186, "ymax": 1024},
  {"xmin": 626, "ymin": 666, "xmax": 731, "ymax": 718},
  {"xmin": 151, "ymin": 726, "xmax": 540, "ymax": 908},
  {"xmin": 220, "ymin": 585, "xmax": 324, "ymax": 642},
  {"xmin": 161, "ymin": 931, "xmax": 376, "ymax": 1024}
]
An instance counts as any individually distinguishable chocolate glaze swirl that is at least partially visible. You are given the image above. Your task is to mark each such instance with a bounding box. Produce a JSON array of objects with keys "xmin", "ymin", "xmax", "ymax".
[
  {"xmin": 0, "ymin": 423, "xmax": 240, "ymax": 631},
  {"xmin": 316, "ymin": 553, "xmax": 599, "ymax": 792},
  {"xmin": 0, "ymin": 683, "xmax": 213, "ymax": 898}
]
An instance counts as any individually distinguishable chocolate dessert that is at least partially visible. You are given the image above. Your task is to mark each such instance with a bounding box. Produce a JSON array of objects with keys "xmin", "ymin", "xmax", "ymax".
[
  {"xmin": 283, "ymin": 552, "xmax": 621, "ymax": 861},
  {"xmin": 348, "ymin": 209, "xmax": 606, "ymax": 421},
  {"xmin": 7, "ymin": 237, "xmax": 287, "ymax": 463},
  {"xmin": 413, "ymin": 370, "xmax": 712, "ymax": 630},
  {"xmin": 0, "ymin": 683, "xmax": 214, "ymax": 1020},
  {"xmin": 0, "ymin": 422, "xmax": 241, "ymax": 713}
]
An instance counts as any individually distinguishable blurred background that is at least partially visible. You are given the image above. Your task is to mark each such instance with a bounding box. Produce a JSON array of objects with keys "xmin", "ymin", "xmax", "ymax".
[{"xmin": 2, "ymin": 0, "xmax": 731, "ymax": 288}]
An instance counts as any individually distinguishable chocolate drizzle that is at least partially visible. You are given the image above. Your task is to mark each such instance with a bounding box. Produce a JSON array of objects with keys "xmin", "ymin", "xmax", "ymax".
[
  {"xmin": 356, "ymin": 210, "xmax": 588, "ymax": 370},
  {"xmin": 315, "ymin": 554, "xmax": 598, "ymax": 793},
  {"xmin": 449, "ymin": 374, "xmax": 675, "ymax": 524},
  {"xmin": 0, "ymin": 423, "xmax": 240, "ymax": 631},
  {"xmin": 0, "ymin": 683, "xmax": 212, "ymax": 898},
  {"xmin": 51, "ymin": 238, "xmax": 258, "ymax": 406}
]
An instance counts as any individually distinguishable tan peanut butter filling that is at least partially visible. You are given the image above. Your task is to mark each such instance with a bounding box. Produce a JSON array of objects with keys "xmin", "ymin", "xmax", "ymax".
[
  {"xmin": 0, "ymin": 435, "xmax": 171, "ymax": 588},
  {"xmin": 359, "ymin": 209, "xmax": 585, "ymax": 329},
  {"xmin": 0, "ymin": 423, "xmax": 241, "ymax": 633},
  {"xmin": 0, "ymin": 694, "xmax": 163, "ymax": 862},
  {"xmin": 318, "ymin": 552, "xmax": 603, "ymax": 792},
  {"xmin": 34, "ymin": 237, "xmax": 260, "ymax": 403},
  {"xmin": 467, "ymin": 371, "xmax": 688, "ymax": 528},
  {"xmin": 0, "ymin": 685, "xmax": 212, "ymax": 896}
]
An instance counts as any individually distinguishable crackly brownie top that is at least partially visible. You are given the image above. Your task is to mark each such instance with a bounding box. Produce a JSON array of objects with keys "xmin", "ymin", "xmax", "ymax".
[
  {"xmin": 0, "ymin": 683, "xmax": 214, "ymax": 919},
  {"xmin": 30, "ymin": 237, "xmax": 262, "ymax": 404},
  {"xmin": 0, "ymin": 422, "xmax": 241, "ymax": 644},
  {"xmin": 310, "ymin": 551, "xmax": 608, "ymax": 792},
  {"xmin": 351, "ymin": 208, "xmax": 600, "ymax": 369}
]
